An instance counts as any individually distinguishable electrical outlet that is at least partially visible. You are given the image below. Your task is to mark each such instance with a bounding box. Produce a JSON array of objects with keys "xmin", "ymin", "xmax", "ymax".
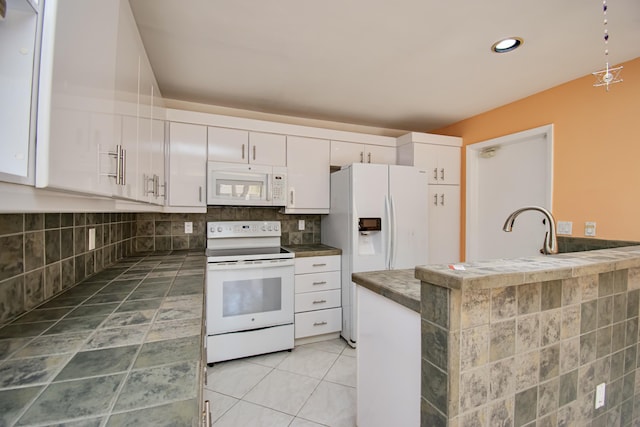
[
  {"xmin": 298, "ymin": 220, "xmax": 305, "ymax": 231},
  {"xmin": 557, "ymin": 221, "xmax": 573, "ymax": 235},
  {"xmin": 585, "ymin": 221, "xmax": 597, "ymax": 237},
  {"xmin": 595, "ymin": 382, "xmax": 606, "ymax": 409},
  {"xmin": 184, "ymin": 222, "xmax": 193, "ymax": 234},
  {"xmin": 88, "ymin": 228, "xmax": 96, "ymax": 250}
]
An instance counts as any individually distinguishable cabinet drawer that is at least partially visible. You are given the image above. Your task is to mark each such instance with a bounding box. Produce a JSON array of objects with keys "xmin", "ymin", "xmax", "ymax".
[
  {"xmin": 295, "ymin": 255, "xmax": 340, "ymax": 274},
  {"xmin": 295, "ymin": 271, "xmax": 340, "ymax": 293},
  {"xmin": 295, "ymin": 289, "xmax": 341, "ymax": 313},
  {"xmin": 295, "ymin": 307, "xmax": 342, "ymax": 339}
]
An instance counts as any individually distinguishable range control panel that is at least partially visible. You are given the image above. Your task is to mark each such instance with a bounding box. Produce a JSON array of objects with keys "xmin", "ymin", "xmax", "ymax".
[{"xmin": 207, "ymin": 221, "xmax": 282, "ymax": 239}]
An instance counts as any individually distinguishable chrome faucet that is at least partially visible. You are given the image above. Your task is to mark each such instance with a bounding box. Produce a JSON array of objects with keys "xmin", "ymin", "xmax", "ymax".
[{"xmin": 502, "ymin": 206, "xmax": 558, "ymax": 255}]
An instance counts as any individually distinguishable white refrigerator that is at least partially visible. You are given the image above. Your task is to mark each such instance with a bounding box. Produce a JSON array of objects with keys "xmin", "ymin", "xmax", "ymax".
[{"xmin": 321, "ymin": 163, "xmax": 429, "ymax": 347}]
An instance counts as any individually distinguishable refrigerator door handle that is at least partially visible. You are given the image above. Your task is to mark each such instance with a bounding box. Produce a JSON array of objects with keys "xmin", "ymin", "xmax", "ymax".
[
  {"xmin": 390, "ymin": 195, "xmax": 397, "ymax": 269},
  {"xmin": 384, "ymin": 195, "xmax": 392, "ymax": 269}
]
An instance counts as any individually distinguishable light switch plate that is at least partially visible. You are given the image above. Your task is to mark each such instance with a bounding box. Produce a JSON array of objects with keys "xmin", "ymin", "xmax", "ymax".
[
  {"xmin": 595, "ymin": 382, "xmax": 606, "ymax": 409},
  {"xmin": 298, "ymin": 220, "xmax": 305, "ymax": 231},
  {"xmin": 557, "ymin": 221, "xmax": 573, "ymax": 235},
  {"xmin": 184, "ymin": 222, "xmax": 193, "ymax": 234},
  {"xmin": 88, "ymin": 228, "xmax": 96, "ymax": 250}
]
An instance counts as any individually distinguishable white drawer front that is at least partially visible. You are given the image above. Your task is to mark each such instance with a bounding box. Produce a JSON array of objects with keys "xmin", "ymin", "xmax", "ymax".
[
  {"xmin": 295, "ymin": 271, "xmax": 340, "ymax": 294},
  {"xmin": 295, "ymin": 255, "xmax": 340, "ymax": 274},
  {"xmin": 295, "ymin": 289, "xmax": 341, "ymax": 313},
  {"xmin": 295, "ymin": 307, "xmax": 342, "ymax": 338}
]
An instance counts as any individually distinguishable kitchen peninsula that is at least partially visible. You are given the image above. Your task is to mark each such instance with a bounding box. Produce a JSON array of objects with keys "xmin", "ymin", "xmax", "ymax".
[
  {"xmin": 0, "ymin": 252, "xmax": 205, "ymax": 427},
  {"xmin": 354, "ymin": 246, "xmax": 640, "ymax": 426}
]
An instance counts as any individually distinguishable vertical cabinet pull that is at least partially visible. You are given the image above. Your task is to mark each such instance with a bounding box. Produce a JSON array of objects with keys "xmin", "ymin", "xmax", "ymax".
[
  {"xmin": 241, "ymin": 144, "xmax": 245, "ymax": 159},
  {"xmin": 360, "ymin": 151, "xmax": 364, "ymax": 163},
  {"xmin": 199, "ymin": 186, "xmax": 202, "ymax": 202},
  {"xmin": 253, "ymin": 145, "xmax": 256, "ymax": 161},
  {"xmin": 367, "ymin": 152, "xmax": 371, "ymax": 163},
  {"xmin": 433, "ymin": 167, "xmax": 438, "ymax": 181},
  {"xmin": 440, "ymin": 168, "xmax": 445, "ymax": 181},
  {"xmin": 433, "ymin": 194, "xmax": 438, "ymax": 206},
  {"xmin": 440, "ymin": 194, "xmax": 445, "ymax": 206},
  {"xmin": 121, "ymin": 148, "xmax": 127, "ymax": 185}
]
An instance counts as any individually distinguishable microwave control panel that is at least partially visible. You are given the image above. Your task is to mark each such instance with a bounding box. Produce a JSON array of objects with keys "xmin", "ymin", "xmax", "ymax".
[{"xmin": 272, "ymin": 173, "xmax": 286, "ymax": 204}]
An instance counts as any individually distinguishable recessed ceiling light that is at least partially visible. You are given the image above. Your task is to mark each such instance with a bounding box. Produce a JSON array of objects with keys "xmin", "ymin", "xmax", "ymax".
[{"xmin": 491, "ymin": 37, "xmax": 523, "ymax": 53}]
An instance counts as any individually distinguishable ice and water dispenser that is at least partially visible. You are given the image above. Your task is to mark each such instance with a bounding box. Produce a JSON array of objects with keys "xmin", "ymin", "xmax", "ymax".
[{"xmin": 358, "ymin": 217, "xmax": 382, "ymax": 255}]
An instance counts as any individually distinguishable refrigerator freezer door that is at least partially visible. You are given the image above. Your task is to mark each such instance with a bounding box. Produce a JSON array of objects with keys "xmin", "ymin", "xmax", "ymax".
[{"xmin": 388, "ymin": 165, "xmax": 429, "ymax": 269}]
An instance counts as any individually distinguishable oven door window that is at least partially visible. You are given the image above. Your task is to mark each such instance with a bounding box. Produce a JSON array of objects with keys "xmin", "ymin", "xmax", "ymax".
[{"xmin": 223, "ymin": 277, "xmax": 281, "ymax": 317}]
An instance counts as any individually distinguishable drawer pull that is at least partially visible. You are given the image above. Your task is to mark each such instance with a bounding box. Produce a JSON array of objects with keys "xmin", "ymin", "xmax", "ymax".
[
  {"xmin": 313, "ymin": 321, "xmax": 328, "ymax": 326},
  {"xmin": 312, "ymin": 299, "xmax": 327, "ymax": 304},
  {"xmin": 312, "ymin": 263, "xmax": 327, "ymax": 267},
  {"xmin": 312, "ymin": 281, "xmax": 327, "ymax": 286}
]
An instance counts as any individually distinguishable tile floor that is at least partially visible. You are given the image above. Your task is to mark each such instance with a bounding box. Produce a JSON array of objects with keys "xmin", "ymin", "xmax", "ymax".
[{"xmin": 204, "ymin": 338, "xmax": 357, "ymax": 426}]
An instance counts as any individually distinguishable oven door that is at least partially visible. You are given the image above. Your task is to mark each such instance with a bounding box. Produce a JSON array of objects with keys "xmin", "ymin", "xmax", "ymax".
[{"xmin": 206, "ymin": 258, "xmax": 294, "ymax": 335}]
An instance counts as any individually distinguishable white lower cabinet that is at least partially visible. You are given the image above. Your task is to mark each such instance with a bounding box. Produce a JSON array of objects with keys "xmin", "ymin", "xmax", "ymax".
[{"xmin": 294, "ymin": 255, "xmax": 341, "ymax": 340}]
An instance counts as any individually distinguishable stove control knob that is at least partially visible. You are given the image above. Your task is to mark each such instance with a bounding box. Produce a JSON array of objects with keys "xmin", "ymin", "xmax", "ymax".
[
  {"xmin": 267, "ymin": 225, "xmax": 273, "ymax": 231},
  {"xmin": 274, "ymin": 224, "xmax": 280, "ymax": 231},
  {"xmin": 217, "ymin": 227, "xmax": 223, "ymax": 232}
]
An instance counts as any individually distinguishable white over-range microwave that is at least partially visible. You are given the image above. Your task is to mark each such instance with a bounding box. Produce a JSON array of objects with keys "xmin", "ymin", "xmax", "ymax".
[{"xmin": 207, "ymin": 161, "xmax": 287, "ymax": 206}]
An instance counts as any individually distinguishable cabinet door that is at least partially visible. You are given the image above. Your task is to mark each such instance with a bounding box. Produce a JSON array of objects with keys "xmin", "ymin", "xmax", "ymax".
[
  {"xmin": 36, "ymin": 0, "xmax": 120, "ymax": 196},
  {"xmin": 249, "ymin": 132, "xmax": 286, "ymax": 166},
  {"xmin": 330, "ymin": 140, "xmax": 363, "ymax": 167},
  {"xmin": 207, "ymin": 126, "xmax": 248, "ymax": 163},
  {"xmin": 286, "ymin": 136, "xmax": 330, "ymax": 213},
  {"xmin": 169, "ymin": 122, "xmax": 207, "ymax": 206},
  {"xmin": 436, "ymin": 145, "xmax": 461, "ymax": 185},
  {"xmin": 118, "ymin": 115, "xmax": 139, "ymax": 201},
  {"xmin": 365, "ymin": 145, "xmax": 396, "ymax": 165},
  {"xmin": 428, "ymin": 185, "xmax": 460, "ymax": 264}
]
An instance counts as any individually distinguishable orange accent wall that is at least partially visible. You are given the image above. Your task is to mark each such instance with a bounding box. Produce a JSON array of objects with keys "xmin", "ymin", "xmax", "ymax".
[{"xmin": 434, "ymin": 57, "xmax": 640, "ymax": 259}]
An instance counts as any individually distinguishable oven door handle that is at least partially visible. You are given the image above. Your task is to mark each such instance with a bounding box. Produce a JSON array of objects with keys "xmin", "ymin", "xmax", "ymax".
[{"xmin": 207, "ymin": 259, "xmax": 295, "ymax": 271}]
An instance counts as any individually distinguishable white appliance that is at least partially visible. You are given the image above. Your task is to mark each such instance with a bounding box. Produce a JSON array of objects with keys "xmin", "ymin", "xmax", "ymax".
[
  {"xmin": 207, "ymin": 161, "xmax": 287, "ymax": 206},
  {"xmin": 206, "ymin": 221, "xmax": 295, "ymax": 364},
  {"xmin": 321, "ymin": 163, "xmax": 429, "ymax": 347}
]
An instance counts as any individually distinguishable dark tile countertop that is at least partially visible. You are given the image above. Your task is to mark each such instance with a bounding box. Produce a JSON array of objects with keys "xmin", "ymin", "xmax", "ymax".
[
  {"xmin": 0, "ymin": 252, "xmax": 205, "ymax": 427},
  {"xmin": 283, "ymin": 244, "xmax": 341, "ymax": 258},
  {"xmin": 415, "ymin": 246, "xmax": 640, "ymax": 290},
  {"xmin": 351, "ymin": 269, "xmax": 420, "ymax": 313}
]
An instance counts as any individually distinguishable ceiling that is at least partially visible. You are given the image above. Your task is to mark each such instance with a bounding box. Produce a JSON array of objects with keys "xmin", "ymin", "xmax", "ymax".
[{"xmin": 129, "ymin": 0, "xmax": 640, "ymax": 132}]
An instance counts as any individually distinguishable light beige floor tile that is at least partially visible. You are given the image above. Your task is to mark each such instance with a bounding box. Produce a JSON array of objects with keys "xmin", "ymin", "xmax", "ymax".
[
  {"xmin": 301, "ymin": 338, "xmax": 347, "ymax": 354},
  {"xmin": 207, "ymin": 359, "xmax": 272, "ymax": 398},
  {"xmin": 213, "ymin": 400, "xmax": 293, "ymax": 427},
  {"xmin": 243, "ymin": 369, "xmax": 320, "ymax": 415},
  {"xmin": 276, "ymin": 347, "xmax": 339, "ymax": 379},
  {"xmin": 324, "ymin": 354, "xmax": 356, "ymax": 387},
  {"xmin": 202, "ymin": 389, "xmax": 238, "ymax": 423},
  {"xmin": 298, "ymin": 381, "xmax": 356, "ymax": 427},
  {"xmin": 245, "ymin": 350, "xmax": 290, "ymax": 368},
  {"xmin": 290, "ymin": 418, "xmax": 325, "ymax": 426},
  {"xmin": 341, "ymin": 345, "xmax": 357, "ymax": 358}
]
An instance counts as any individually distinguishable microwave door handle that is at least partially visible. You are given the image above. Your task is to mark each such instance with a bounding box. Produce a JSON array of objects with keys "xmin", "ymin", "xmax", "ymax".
[{"xmin": 266, "ymin": 176, "xmax": 271, "ymax": 202}]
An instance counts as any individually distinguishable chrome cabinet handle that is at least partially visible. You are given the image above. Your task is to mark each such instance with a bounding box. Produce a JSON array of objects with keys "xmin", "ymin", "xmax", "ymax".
[
  {"xmin": 241, "ymin": 144, "xmax": 245, "ymax": 159},
  {"xmin": 360, "ymin": 151, "xmax": 364, "ymax": 163},
  {"xmin": 143, "ymin": 174, "xmax": 154, "ymax": 195},
  {"xmin": 199, "ymin": 186, "xmax": 202, "ymax": 202},
  {"xmin": 203, "ymin": 400, "xmax": 211, "ymax": 427},
  {"xmin": 312, "ymin": 299, "xmax": 327, "ymax": 304},
  {"xmin": 290, "ymin": 189, "xmax": 295, "ymax": 206},
  {"xmin": 440, "ymin": 168, "xmax": 445, "ymax": 181},
  {"xmin": 313, "ymin": 321, "xmax": 327, "ymax": 326},
  {"xmin": 312, "ymin": 263, "xmax": 327, "ymax": 267},
  {"xmin": 253, "ymin": 145, "xmax": 256, "ymax": 161},
  {"xmin": 121, "ymin": 148, "xmax": 126, "ymax": 185},
  {"xmin": 367, "ymin": 152, "xmax": 371, "ymax": 163},
  {"xmin": 433, "ymin": 194, "xmax": 438, "ymax": 206},
  {"xmin": 433, "ymin": 167, "xmax": 438, "ymax": 180},
  {"xmin": 440, "ymin": 194, "xmax": 445, "ymax": 206},
  {"xmin": 312, "ymin": 281, "xmax": 327, "ymax": 286}
]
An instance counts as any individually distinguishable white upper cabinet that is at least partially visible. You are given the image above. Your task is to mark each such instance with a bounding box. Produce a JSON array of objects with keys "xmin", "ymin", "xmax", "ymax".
[
  {"xmin": 0, "ymin": 0, "xmax": 40, "ymax": 184},
  {"xmin": 168, "ymin": 122, "xmax": 207, "ymax": 207},
  {"xmin": 330, "ymin": 140, "xmax": 395, "ymax": 167},
  {"xmin": 285, "ymin": 136, "xmax": 330, "ymax": 214},
  {"xmin": 428, "ymin": 185, "xmax": 460, "ymax": 263},
  {"xmin": 396, "ymin": 133, "xmax": 462, "ymax": 185},
  {"xmin": 36, "ymin": 0, "xmax": 120, "ymax": 196},
  {"xmin": 208, "ymin": 126, "xmax": 286, "ymax": 166}
]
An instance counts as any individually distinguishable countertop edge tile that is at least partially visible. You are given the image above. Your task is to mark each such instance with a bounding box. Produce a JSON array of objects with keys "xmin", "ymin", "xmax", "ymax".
[
  {"xmin": 283, "ymin": 244, "xmax": 341, "ymax": 257},
  {"xmin": 352, "ymin": 269, "xmax": 420, "ymax": 313}
]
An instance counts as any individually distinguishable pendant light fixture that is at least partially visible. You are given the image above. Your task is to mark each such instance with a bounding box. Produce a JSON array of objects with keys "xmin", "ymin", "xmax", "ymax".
[{"xmin": 592, "ymin": 0, "xmax": 623, "ymax": 91}]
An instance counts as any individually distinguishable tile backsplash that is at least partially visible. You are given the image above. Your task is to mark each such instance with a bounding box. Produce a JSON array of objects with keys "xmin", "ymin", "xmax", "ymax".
[
  {"xmin": 134, "ymin": 207, "xmax": 321, "ymax": 253},
  {"xmin": 0, "ymin": 208, "xmax": 321, "ymax": 323},
  {"xmin": 0, "ymin": 213, "xmax": 136, "ymax": 324}
]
